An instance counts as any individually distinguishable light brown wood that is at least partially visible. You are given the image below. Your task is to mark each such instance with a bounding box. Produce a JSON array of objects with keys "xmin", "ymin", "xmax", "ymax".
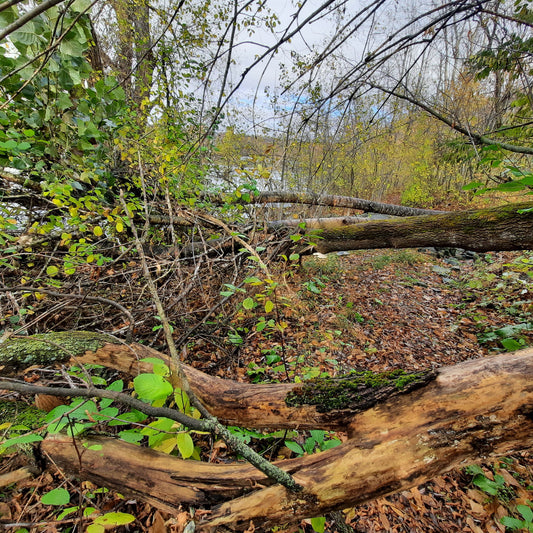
[
  {"xmin": 77, "ymin": 341, "xmax": 357, "ymax": 431},
  {"xmin": 0, "ymin": 467, "xmax": 33, "ymax": 488},
  {"xmin": 39, "ymin": 349, "xmax": 533, "ymax": 531}
]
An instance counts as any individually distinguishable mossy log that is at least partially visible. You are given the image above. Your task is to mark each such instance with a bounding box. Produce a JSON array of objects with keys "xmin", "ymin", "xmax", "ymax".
[
  {"xmin": 0, "ymin": 333, "xmax": 433, "ymax": 431},
  {"xmin": 1, "ymin": 334, "xmax": 533, "ymax": 530},
  {"xmin": 311, "ymin": 201, "xmax": 533, "ymax": 253},
  {"xmin": 35, "ymin": 349, "xmax": 533, "ymax": 531}
]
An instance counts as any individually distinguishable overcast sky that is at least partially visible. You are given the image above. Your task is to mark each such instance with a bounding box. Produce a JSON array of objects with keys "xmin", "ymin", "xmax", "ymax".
[{"xmin": 224, "ymin": 0, "xmax": 366, "ymax": 131}]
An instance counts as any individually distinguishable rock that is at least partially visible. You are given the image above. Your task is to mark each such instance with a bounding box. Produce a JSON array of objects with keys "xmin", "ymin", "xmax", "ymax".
[{"xmin": 432, "ymin": 265, "xmax": 452, "ymax": 276}]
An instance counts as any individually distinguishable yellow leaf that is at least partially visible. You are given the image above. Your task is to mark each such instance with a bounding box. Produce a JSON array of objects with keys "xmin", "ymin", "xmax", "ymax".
[
  {"xmin": 93, "ymin": 226, "xmax": 103, "ymax": 237},
  {"xmin": 116, "ymin": 221, "xmax": 124, "ymax": 233},
  {"xmin": 152, "ymin": 436, "xmax": 176, "ymax": 454}
]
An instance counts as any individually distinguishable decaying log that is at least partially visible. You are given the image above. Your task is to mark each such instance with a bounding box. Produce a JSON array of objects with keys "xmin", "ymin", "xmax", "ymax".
[
  {"xmin": 0, "ymin": 332, "xmax": 432, "ymax": 431},
  {"xmin": 34, "ymin": 349, "xmax": 533, "ymax": 531},
  {"xmin": 312, "ymin": 201, "xmax": 533, "ymax": 254}
]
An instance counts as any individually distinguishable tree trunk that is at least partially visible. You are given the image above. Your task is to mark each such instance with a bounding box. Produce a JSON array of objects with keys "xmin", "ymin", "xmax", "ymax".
[
  {"xmin": 210, "ymin": 190, "xmax": 445, "ymax": 217},
  {"xmin": 0, "ymin": 333, "xmax": 429, "ymax": 431},
  {"xmin": 311, "ymin": 201, "xmax": 533, "ymax": 254},
  {"xmin": 33, "ymin": 348, "xmax": 533, "ymax": 531}
]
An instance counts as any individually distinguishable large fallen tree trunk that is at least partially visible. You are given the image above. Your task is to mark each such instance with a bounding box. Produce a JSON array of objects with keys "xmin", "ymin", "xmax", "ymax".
[
  {"xmin": 310, "ymin": 201, "xmax": 533, "ymax": 254},
  {"xmin": 1, "ymin": 334, "xmax": 532, "ymax": 530},
  {"xmin": 147, "ymin": 201, "xmax": 533, "ymax": 260}
]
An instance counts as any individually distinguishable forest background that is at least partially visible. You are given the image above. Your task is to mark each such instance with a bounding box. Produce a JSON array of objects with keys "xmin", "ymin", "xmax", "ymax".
[{"xmin": 0, "ymin": 0, "xmax": 533, "ymax": 532}]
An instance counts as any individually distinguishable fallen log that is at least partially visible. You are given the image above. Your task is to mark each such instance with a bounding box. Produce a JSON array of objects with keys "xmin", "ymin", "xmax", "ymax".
[
  {"xmin": 209, "ymin": 190, "xmax": 444, "ymax": 217},
  {"xmin": 312, "ymin": 201, "xmax": 533, "ymax": 254},
  {"xmin": 33, "ymin": 348, "xmax": 533, "ymax": 531},
  {"xmin": 0, "ymin": 332, "xmax": 431, "ymax": 431}
]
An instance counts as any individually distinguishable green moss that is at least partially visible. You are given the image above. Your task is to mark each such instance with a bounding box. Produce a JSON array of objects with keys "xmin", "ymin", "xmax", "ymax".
[
  {"xmin": 0, "ymin": 331, "xmax": 112, "ymax": 371},
  {"xmin": 0, "ymin": 399, "xmax": 46, "ymax": 429},
  {"xmin": 285, "ymin": 369, "xmax": 436, "ymax": 413}
]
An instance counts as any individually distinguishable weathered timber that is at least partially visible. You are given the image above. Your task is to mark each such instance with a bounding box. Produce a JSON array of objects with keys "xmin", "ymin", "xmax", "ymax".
[
  {"xmin": 36, "ymin": 349, "xmax": 533, "ymax": 531},
  {"xmin": 1, "ymin": 333, "xmax": 431, "ymax": 431},
  {"xmin": 210, "ymin": 190, "xmax": 444, "ymax": 217},
  {"xmin": 312, "ymin": 201, "xmax": 533, "ymax": 253}
]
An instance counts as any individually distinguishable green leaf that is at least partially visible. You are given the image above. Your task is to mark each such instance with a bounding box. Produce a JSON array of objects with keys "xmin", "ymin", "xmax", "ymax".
[
  {"xmin": 494, "ymin": 180, "xmax": 525, "ymax": 192},
  {"xmin": 220, "ymin": 291, "xmax": 234, "ymax": 298},
  {"xmin": 310, "ymin": 516, "xmax": 326, "ymax": 533},
  {"xmin": 517, "ymin": 504, "xmax": 533, "ymax": 522},
  {"xmin": 91, "ymin": 407, "xmax": 119, "ymax": 421},
  {"xmin": 57, "ymin": 92, "xmax": 73, "ymax": 111},
  {"xmin": 133, "ymin": 373, "xmax": 173, "ymax": 402},
  {"xmin": 68, "ymin": 399, "xmax": 98, "ymax": 419},
  {"xmin": 140, "ymin": 357, "xmax": 169, "ymax": 376},
  {"xmin": 320, "ymin": 438, "xmax": 342, "ymax": 451},
  {"xmin": 41, "ymin": 487, "xmax": 70, "ymax": 506},
  {"xmin": 501, "ymin": 338, "xmax": 522, "ymax": 352},
  {"xmin": 500, "ymin": 516, "xmax": 525, "ymax": 529},
  {"xmin": 93, "ymin": 512, "xmax": 135, "ymax": 527},
  {"xmin": 57, "ymin": 68, "xmax": 74, "ymax": 90},
  {"xmin": 0, "ymin": 434, "xmax": 43, "ymax": 451},
  {"xmin": 243, "ymin": 276, "xmax": 263, "ymax": 285},
  {"xmin": 57, "ymin": 506, "xmax": 80, "ymax": 520},
  {"xmin": 242, "ymin": 297, "xmax": 255, "ymax": 310},
  {"xmin": 107, "ymin": 409, "xmax": 147, "ymax": 426},
  {"xmin": 0, "ymin": 7, "xmax": 16, "ymax": 25},
  {"xmin": 473, "ymin": 474, "xmax": 500, "ymax": 495},
  {"xmin": 264, "ymin": 300, "xmax": 274, "ymax": 313},
  {"xmin": 174, "ymin": 389, "xmax": 190, "ymax": 413},
  {"xmin": 285, "ymin": 440, "xmax": 304, "ymax": 456},
  {"xmin": 462, "ymin": 181, "xmax": 484, "ymax": 191},
  {"xmin": 310, "ymin": 430, "xmax": 326, "ymax": 443},
  {"xmin": 11, "ymin": 26, "xmax": 39, "ymax": 46},
  {"xmin": 118, "ymin": 430, "xmax": 144, "ymax": 444},
  {"xmin": 256, "ymin": 320, "xmax": 267, "ymax": 332},
  {"xmin": 107, "ymin": 379, "xmax": 123, "ymax": 392},
  {"xmin": 177, "ymin": 432, "xmax": 195, "ymax": 459},
  {"xmin": 71, "ymin": 0, "xmax": 93, "ymax": 12},
  {"xmin": 59, "ymin": 38, "xmax": 86, "ymax": 57},
  {"xmin": 46, "ymin": 265, "xmax": 59, "ymax": 277}
]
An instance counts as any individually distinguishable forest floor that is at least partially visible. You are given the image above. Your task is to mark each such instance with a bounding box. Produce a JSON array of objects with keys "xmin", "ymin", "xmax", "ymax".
[{"xmin": 1, "ymin": 248, "xmax": 532, "ymax": 532}]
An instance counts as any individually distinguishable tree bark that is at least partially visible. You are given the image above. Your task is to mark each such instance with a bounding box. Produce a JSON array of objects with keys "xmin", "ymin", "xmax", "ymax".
[
  {"xmin": 211, "ymin": 190, "xmax": 445, "ymax": 217},
  {"xmin": 1, "ymin": 333, "xmax": 426, "ymax": 431},
  {"xmin": 311, "ymin": 201, "xmax": 533, "ymax": 254},
  {"xmin": 34, "ymin": 348, "xmax": 533, "ymax": 531}
]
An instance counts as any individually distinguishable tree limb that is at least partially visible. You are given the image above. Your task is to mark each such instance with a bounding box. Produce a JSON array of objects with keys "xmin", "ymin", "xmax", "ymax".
[{"xmin": 371, "ymin": 83, "xmax": 533, "ymax": 155}]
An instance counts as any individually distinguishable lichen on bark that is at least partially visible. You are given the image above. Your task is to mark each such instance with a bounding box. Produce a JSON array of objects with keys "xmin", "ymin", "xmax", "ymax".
[
  {"xmin": 0, "ymin": 331, "xmax": 112, "ymax": 372},
  {"xmin": 285, "ymin": 369, "xmax": 437, "ymax": 413}
]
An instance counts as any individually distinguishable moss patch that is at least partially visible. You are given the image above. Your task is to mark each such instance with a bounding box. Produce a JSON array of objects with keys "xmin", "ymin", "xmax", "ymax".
[
  {"xmin": 0, "ymin": 399, "xmax": 46, "ymax": 429},
  {"xmin": 0, "ymin": 331, "xmax": 112, "ymax": 372},
  {"xmin": 285, "ymin": 369, "xmax": 437, "ymax": 413}
]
